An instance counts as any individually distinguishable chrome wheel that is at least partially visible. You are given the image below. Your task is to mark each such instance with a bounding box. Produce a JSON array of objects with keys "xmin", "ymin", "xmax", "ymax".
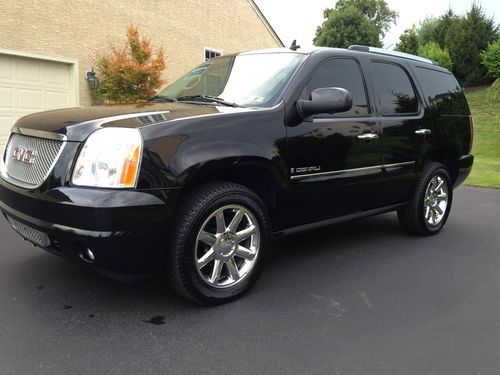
[
  {"xmin": 194, "ymin": 204, "xmax": 260, "ymax": 288},
  {"xmin": 423, "ymin": 175, "xmax": 449, "ymax": 226}
]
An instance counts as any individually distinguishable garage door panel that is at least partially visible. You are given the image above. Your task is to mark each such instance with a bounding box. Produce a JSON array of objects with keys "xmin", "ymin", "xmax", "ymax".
[
  {"xmin": 0, "ymin": 87, "xmax": 13, "ymax": 107},
  {"xmin": 0, "ymin": 115, "xmax": 14, "ymax": 129},
  {"xmin": 46, "ymin": 64, "xmax": 69, "ymax": 86},
  {"xmin": 46, "ymin": 90, "xmax": 69, "ymax": 109},
  {"xmin": 18, "ymin": 88, "xmax": 42, "ymax": 110},
  {"xmin": 17, "ymin": 60, "xmax": 42, "ymax": 83},
  {"xmin": 0, "ymin": 57, "xmax": 13, "ymax": 80}
]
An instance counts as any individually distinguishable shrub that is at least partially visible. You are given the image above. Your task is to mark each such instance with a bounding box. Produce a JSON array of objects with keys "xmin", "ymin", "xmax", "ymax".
[
  {"xmin": 481, "ymin": 40, "xmax": 500, "ymax": 79},
  {"xmin": 96, "ymin": 26, "xmax": 165, "ymax": 104},
  {"xmin": 489, "ymin": 78, "xmax": 500, "ymax": 102},
  {"xmin": 418, "ymin": 42, "xmax": 453, "ymax": 70}
]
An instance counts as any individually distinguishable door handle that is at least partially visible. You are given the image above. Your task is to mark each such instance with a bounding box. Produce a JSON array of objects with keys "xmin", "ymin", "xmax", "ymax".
[
  {"xmin": 415, "ymin": 129, "xmax": 432, "ymax": 135},
  {"xmin": 357, "ymin": 133, "xmax": 379, "ymax": 140}
]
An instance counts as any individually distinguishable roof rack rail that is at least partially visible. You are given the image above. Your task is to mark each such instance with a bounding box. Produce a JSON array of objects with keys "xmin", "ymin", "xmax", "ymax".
[{"xmin": 348, "ymin": 45, "xmax": 438, "ymax": 65}]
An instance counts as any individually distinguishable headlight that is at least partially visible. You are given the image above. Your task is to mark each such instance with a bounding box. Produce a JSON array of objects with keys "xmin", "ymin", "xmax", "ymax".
[{"xmin": 72, "ymin": 128, "xmax": 143, "ymax": 188}]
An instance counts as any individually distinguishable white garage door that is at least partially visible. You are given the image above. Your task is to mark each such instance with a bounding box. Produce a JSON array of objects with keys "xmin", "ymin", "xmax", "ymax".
[{"xmin": 0, "ymin": 53, "xmax": 77, "ymax": 149}]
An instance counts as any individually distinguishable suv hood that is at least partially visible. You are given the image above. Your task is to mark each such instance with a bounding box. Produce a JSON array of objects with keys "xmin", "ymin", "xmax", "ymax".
[{"xmin": 12, "ymin": 102, "xmax": 255, "ymax": 142}]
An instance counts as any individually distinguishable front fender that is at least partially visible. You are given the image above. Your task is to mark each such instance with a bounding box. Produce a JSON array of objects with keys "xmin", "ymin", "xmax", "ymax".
[{"xmin": 137, "ymin": 103, "xmax": 287, "ymax": 189}]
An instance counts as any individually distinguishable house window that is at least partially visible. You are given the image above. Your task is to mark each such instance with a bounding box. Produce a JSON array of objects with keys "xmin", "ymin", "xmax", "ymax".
[{"xmin": 204, "ymin": 48, "xmax": 222, "ymax": 61}]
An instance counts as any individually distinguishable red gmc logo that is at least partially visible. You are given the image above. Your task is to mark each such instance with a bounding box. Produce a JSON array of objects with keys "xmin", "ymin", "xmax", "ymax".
[{"xmin": 12, "ymin": 146, "xmax": 38, "ymax": 164}]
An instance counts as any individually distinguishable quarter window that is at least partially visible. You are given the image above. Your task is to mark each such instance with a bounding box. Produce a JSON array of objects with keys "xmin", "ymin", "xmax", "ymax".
[
  {"xmin": 414, "ymin": 66, "xmax": 469, "ymax": 115},
  {"xmin": 370, "ymin": 62, "xmax": 418, "ymax": 115},
  {"xmin": 302, "ymin": 58, "xmax": 369, "ymax": 117}
]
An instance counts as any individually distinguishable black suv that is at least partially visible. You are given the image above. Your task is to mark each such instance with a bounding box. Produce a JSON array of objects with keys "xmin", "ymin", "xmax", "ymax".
[{"xmin": 0, "ymin": 46, "xmax": 473, "ymax": 304}]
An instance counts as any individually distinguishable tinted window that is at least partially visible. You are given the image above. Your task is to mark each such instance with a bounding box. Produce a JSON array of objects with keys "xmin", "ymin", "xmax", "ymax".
[
  {"xmin": 302, "ymin": 58, "xmax": 369, "ymax": 116},
  {"xmin": 414, "ymin": 67, "xmax": 470, "ymax": 115},
  {"xmin": 370, "ymin": 62, "xmax": 418, "ymax": 115}
]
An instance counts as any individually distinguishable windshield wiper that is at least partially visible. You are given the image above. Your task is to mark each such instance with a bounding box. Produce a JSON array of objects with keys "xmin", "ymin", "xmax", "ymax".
[
  {"xmin": 149, "ymin": 95, "xmax": 178, "ymax": 103},
  {"xmin": 176, "ymin": 95, "xmax": 240, "ymax": 107}
]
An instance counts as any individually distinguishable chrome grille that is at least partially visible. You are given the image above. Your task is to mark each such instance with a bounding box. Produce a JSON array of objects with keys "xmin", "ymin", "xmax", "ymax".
[
  {"xmin": 6, "ymin": 216, "xmax": 51, "ymax": 248},
  {"xmin": 2, "ymin": 133, "xmax": 64, "ymax": 188}
]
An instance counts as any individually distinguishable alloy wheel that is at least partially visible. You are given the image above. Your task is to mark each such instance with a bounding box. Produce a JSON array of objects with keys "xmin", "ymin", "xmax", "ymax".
[
  {"xmin": 423, "ymin": 175, "xmax": 449, "ymax": 226},
  {"xmin": 194, "ymin": 205, "xmax": 260, "ymax": 288}
]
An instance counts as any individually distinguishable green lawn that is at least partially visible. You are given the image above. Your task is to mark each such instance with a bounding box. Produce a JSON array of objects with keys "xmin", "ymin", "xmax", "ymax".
[{"xmin": 465, "ymin": 86, "xmax": 500, "ymax": 189}]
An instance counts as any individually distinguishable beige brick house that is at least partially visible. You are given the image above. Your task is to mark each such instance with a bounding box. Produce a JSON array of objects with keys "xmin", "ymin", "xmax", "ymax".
[{"xmin": 0, "ymin": 0, "xmax": 283, "ymax": 147}]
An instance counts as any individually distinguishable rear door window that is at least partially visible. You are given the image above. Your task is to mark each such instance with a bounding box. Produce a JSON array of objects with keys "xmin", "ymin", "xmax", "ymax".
[{"xmin": 370, "ymin": 62, "xmax": 419, "ymax": 115}]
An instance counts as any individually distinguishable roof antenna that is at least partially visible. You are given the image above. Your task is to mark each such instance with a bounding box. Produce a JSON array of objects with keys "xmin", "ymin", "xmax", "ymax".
[{"xmin": 289, "ymin": 40, "xmax": 300, "ymax": 51}]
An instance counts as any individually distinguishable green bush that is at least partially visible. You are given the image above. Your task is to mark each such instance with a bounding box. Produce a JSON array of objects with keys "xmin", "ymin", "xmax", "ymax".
[
  {"xmin": 489, "ymin": 78, "xmax": 500, "ymax": 102},
  {"xmin": 481, "ymin": 40, "xmax": 500, "ymax": 79},
  {"xmin": 418, "ymin": 42, "xmax": 453, "ymax": 70}
]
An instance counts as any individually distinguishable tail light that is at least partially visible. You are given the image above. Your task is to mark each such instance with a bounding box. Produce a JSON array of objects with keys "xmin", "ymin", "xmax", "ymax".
[{"xmin": 469, "ymin": 116, "xmax": 474, "ymax": 154}]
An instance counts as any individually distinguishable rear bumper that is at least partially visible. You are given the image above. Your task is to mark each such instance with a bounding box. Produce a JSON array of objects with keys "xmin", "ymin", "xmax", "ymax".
[
  {"xmin": 0, "ymin": 177, "xmax": 180, "ymax": 274},
  {"xmin": 454, "ymin": 154, "xmax": 474, "ymax": 188}
]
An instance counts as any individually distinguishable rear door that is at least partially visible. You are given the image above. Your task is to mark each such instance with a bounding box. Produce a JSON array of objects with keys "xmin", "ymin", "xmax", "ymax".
[{"xmin": 367, "ymin": 60, "xmax": 428, "ymax": 205}]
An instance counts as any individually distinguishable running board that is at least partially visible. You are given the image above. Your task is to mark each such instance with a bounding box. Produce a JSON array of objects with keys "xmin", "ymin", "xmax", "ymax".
[{"xmin": 272, "ymin": 203, "xmax": 407, "ymax": 238}]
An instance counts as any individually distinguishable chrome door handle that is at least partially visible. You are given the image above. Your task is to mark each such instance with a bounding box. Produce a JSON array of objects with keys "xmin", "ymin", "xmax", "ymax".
[
  {"xmin": 357, "ymin": 133, "xmax": 379, "ymax": 140},
  {"xmin": 415, "ymin": 128, "xmax": 432, "ymax": 135}
]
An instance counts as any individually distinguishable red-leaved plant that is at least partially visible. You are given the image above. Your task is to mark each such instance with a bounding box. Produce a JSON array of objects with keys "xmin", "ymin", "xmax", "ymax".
[{"xmin": 96, "ymin": 26, "xmax": 165, "ymax": 104}]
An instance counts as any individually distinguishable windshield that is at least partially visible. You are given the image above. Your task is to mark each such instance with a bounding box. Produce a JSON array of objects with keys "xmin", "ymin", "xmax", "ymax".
[{"xmin": 157, "ymin": 53, "xmax": 306, "ymax": 107}]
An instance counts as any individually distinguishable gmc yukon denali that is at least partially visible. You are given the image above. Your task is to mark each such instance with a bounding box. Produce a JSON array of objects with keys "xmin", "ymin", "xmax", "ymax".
[{"xmin": 0, "ymin": 46, "xmax": 474, "ymax": 304}]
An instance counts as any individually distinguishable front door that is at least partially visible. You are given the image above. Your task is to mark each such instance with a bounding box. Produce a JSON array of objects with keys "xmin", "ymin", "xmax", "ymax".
[{"xmin": 286, "ymin": 58, "xmax": 383, "ymax": 226}]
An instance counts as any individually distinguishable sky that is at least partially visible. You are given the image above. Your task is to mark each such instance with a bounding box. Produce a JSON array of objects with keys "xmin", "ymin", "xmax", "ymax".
[{"xmin": 254, "ymin": 0, "xmax": 500, "ymax": 49}]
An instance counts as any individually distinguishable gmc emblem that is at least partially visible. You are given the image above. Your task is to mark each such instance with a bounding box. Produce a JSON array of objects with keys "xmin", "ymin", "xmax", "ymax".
[{"xmin": 12, "ymin": 146, "xmax": 38, "ymax": 164}]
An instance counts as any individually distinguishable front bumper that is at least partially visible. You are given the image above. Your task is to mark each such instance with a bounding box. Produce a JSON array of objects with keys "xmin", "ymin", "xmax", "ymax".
[
  {"xmin": 454, "ymin": 154, "xmax": 474, "ymax": 188},
  {"xmin": 0, "ymin": 178, "xmax": 180, "ymax": 274}
]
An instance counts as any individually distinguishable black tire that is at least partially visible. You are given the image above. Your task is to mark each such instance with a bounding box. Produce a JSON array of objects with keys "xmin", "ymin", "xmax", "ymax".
[
  {"xmin": 398, "ymin": 162, "xmax": 453, "ymax": 236},
  {"xmin": 167, "ymin": 181, "xmax": 271, "ymax": 305}
]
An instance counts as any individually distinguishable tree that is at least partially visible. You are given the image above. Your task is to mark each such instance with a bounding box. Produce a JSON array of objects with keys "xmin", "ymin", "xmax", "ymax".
[
  {"xmin": 444, "ymin": 4, "xmax": 499, "ymax": 86},
  {"xmin": 481, "ymin": 40, "xmax": 500, "ymax": 78},
  {"xmin": 417, "ymin": 17, "xmax": 439, "ymax": 46},
  {"xmin": 433, "ymin": 9, "xmax": 460, "ymax": 49},
  {"xmin": 96, "ymin": 26, "xmax": 166, "ymax": 104},
  {"xmin": 418, "ymin": 42, "xmax": 453, "ymax": 70},
  {"xmin": 395, "ymin": 25, "xmax": 419, "ymax": 55},
  {"xmin": 314, "ymin": 5, "xmax": 382, "ymax": 48},
  {"xmin": 334, "ymin": 0, "xmax": 398, "ymax": 36},
  {"xmin": 314, "ymin": 0, "xmax": 397, "ymax": 48}
]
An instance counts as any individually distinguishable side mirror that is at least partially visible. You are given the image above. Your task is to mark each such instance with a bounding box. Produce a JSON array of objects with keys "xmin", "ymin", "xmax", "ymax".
[{"xmin": 297, "ymin": 87, "xmax": 353, "ymax": 119}]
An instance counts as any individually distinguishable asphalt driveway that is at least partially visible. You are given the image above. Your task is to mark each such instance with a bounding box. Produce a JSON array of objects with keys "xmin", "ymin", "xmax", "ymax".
[{"xmin": 0, "ymin": 186, "xmax": 499, "ymax": 374}]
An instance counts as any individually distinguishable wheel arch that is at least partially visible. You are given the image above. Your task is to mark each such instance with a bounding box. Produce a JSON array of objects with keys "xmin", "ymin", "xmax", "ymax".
[
  {"xmin": 422, "ymin": 149, "xmax": 460, "ymax": 184},
  {"xmin": 179, "ymin": 158, "xmax": 287, "ymax": 229}
]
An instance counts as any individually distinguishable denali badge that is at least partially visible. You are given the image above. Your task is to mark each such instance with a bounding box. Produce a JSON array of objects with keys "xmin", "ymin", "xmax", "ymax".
[
  {"xmin": 12, "ymin": 146, "xmax": 38, "ymax": 164},
  {"xmin": 291, "ymin": 166, "xmax": 322, "ymax": 174}
]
